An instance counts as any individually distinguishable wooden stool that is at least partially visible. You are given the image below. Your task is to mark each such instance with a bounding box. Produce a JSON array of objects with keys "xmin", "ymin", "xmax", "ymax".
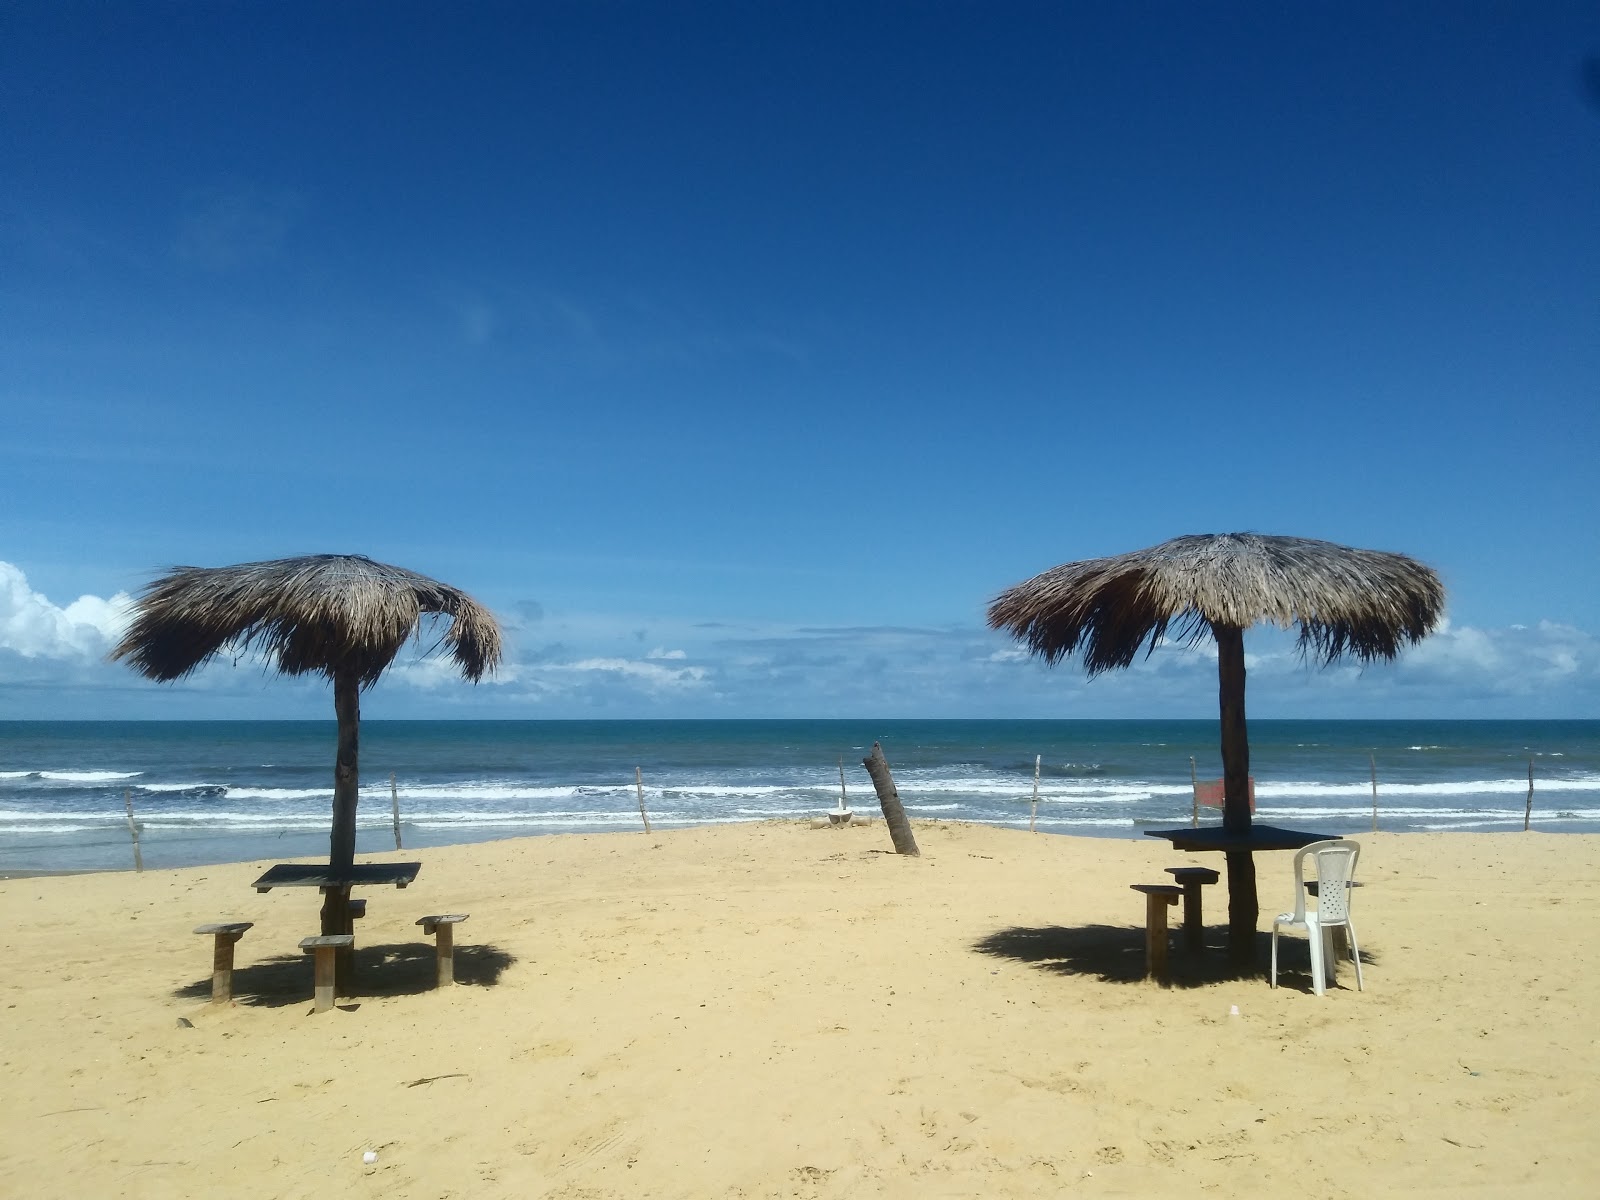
[
  {"xmin": 1130, "ymin": 884, "xmax": 1182, "ymax": 982},
  {"xmin": 193, "ymin": 922, "xmax": 253, "ymax": 1004},
  {"xmin": 417, "ymin": 914, "xmax": 469, "ymax": 987},
  {"xmin": 299, "ymin": 934, "xmax": 355, "ymax": 1012},
  {"xmin": 1164, "ymin": 866, "xmax": 1220, "ymax": 952}
]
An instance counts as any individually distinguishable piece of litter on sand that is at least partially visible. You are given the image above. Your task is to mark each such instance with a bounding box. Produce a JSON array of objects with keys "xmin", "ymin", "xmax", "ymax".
[
  {"xmin": 176, "ymin": 1017, "xmax": 194, "ymax": 1029},
  {"xmin": 362, "ymin": 1150, "xmax": 378, "ymax": 1165}
]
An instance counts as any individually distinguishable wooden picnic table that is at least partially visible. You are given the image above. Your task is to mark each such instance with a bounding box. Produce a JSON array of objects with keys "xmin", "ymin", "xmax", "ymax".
[
  {"xmin": 1143, "ymin": 824, "xmax": 1334, "ymax": 854},
  {"xmin": 253, "ymin": 862, "xmax": 423, "ymax": 996},
  {"xmin": 252, "ymin": 862, "xmax": 422, "ymax": 892},
  {"xmin": 1143, "ymin": 825, "xmax": 1338, "ymax": 967}
]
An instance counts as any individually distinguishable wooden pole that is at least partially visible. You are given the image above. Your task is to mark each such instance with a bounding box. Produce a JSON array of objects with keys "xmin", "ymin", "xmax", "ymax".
[
  {"xmin": 862, "ymin": 742, "xmax": 920, "ymax": 856},
  {"xmin": 1213, "ymin": 624, "xmax": 1257, "ymax": 969},
  {"xmin": 390, "ymin": 772, "xmax": 403, "ymax": 851},
  {"xmin": 123, "ymin": 788, "xmax": 143, "ymax": 873},
  {"xmin": 1189, "ymin": 756, "xmax": 1198, "ymax": 828},
  {"xmin": 1030, "ymin": 754, "xmax": 1040, "ymax": 833},
  {"xmin": 324, "ymin": 669, "xmax": 360, "ymax": 991},
  {"xmin": 329, "ymin": 669, "xmax": 361, "ymax": 874},
  {"xmin": 1370, "ymin": 753, "xmax": 1379, "ymax": 833},
  {"xmin": 1525, "ymin": 757, "xmax": 1534, "ymax": 831},
  {"xmin": 635, "ymin": 767, "xmax": 652, "ymax": 835},
  {"xmin": 839, "ymin": 757, "xmax": 848, "ymax": 808}
]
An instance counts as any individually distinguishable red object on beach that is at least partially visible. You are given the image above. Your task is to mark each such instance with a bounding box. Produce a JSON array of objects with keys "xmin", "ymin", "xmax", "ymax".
[{"xmin": 1194, "ymin": 777, "xmax": 1255, "ymax": 813}]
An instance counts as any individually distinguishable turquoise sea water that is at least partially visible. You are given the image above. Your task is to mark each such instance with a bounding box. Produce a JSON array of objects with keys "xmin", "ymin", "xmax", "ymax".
[{"xmin": 2, "ymin": 719, "xmax": 1597, "ymax": 873}]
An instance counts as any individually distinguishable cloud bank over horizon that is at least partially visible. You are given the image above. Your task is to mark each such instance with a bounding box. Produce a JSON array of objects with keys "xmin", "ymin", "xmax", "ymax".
[{"xmin": 1, "ymin": 560, "xmax": 1595, "ymax": 721}]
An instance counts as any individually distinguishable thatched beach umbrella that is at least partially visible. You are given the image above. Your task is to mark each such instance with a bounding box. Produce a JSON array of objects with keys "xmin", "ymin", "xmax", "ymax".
[
  {"xmin": 111, "ymin": 554, "xmax": 501, "ymax": 939},
  {"xmin": 988, "ymin": 532, "xmax": 1443, "ymax": 965}
]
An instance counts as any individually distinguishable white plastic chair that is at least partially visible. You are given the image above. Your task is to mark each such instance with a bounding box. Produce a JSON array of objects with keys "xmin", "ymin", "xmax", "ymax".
[{"xmin": 1270, "ymin": 839, "xmax": 1364, "ymax": 996}]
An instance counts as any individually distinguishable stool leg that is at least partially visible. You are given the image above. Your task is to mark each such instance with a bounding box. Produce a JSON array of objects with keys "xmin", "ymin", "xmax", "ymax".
[
  {"xmin": 312, "ymin": 946, "xmax": 337, "ymax": 1013},
  {"xmin": 211, "ymin": 934, "xmax": 236, "ymax": 1004},
  {"xmin": 1145, "ymin": 895, "xmax": 1170, "ymax": 983},
  {"xmin": 1182, "ymin": 882, "xmax": 1204, "ymax": 952},
  {"xmin": 435, "ymin": 923, "xmax": 455, "ymax": 988}
]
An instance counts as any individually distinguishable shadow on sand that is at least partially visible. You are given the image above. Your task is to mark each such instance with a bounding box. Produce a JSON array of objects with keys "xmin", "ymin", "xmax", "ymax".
[
  {"xmin": 972, "ymin": 924, "xmax": 1376, "ymax": 991},
  {"xmin": 175, "ymin": 941, "xmax": 516, "ymax": 1008}
]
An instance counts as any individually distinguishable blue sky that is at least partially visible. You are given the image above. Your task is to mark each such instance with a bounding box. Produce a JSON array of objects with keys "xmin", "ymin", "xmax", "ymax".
[{"xmin": 3, "ymin": 2, "xmax": 1597, "ymax": 719}]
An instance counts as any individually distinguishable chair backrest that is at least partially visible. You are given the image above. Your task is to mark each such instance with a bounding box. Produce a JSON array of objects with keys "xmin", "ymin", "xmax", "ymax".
[{"xmin": 1292, "ymin": 839, "xmax": 1360, "ymax": 924}]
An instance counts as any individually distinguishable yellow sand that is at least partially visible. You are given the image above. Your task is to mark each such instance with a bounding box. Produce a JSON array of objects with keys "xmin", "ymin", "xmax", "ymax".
[{"xmin": 3, "ymin": 822, "xmax": 1597, "ymax": 1198}]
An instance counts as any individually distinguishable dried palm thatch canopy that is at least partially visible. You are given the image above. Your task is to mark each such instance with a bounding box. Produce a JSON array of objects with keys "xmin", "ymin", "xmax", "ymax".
[
  {"xmin": 987, "ymin": 532, "xmax": 1444, "ymax": 675},
  {"xmin": 110, "ymin": 553, "xmax": 501, "ymax": 688},
  {"xmin": 988, "ymin": 532, "xmax": 1444, "ymax": 966},
  {"xmin": 111, "ymin": 554, "xmax": 502, "ymax": 962}
]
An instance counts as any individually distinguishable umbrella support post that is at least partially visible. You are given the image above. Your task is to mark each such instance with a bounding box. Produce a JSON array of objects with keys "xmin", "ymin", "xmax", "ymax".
[
  {"xmin": 1224, "ymin": 851, "xmax": 1257, "ymax": 970},
  {"xmin": 1215, "ymin": 625, "xmax": 1259, "ymax": 970},
  {"xmin": 320, "ymin": 888, "xmax": 356, "ymax": 995}
]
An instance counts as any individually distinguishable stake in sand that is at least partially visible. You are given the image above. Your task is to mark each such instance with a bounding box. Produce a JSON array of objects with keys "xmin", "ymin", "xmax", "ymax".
[
  {"xmin": 391, "ymin": 771, "xmax": 403, "ymax": 850},
  {"xmin": 1189, "ymin": 756, "xmax": 1199, "ymax": 828},
  {"xmin": 636, "ymin": 767, "xmax": 653, "ymax": 835},
  {"xmin": 1523, "ymin": 755, "xmax": 1536, "ymax": 832},
  {"xmin": 1030, "ymin": 754, "xmax": 1040, "ymax": 833},
  {"xmin": 1370, "ymin": 754, "xmax": 1379, "ymax": 833},
  {"xmin": 123, "ymin": 788, "xmax": 143, "ymax": 873}
]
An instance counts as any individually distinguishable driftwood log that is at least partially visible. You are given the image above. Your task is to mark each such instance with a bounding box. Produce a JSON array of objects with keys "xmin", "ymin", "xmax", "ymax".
[{"xmin": 862, "ymin": 742, "xmax": 920, "ymax": 856}]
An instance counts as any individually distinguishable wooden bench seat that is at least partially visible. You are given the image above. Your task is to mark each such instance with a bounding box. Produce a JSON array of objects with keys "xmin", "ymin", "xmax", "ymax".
[
  {"xmin": 193, "ymin": 922, "xmax": 253, "ymax": 1004},
  {"xmin": 1130, "ymin": 884, "xmax": 1183, "ymax": 983},
  {"xmin": 416, "ymin": 914, "xmax": 469, "ymax": 988},
  {"xmin": 1164, "ymin": 866, "xmax": 1220, "ymax": 952},
  {"xmin": 299, "ymin": 934, "xmax": 355, "ymax": 1013}
]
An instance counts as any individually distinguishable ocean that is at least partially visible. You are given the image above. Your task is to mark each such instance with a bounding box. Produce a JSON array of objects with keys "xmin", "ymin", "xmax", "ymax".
[{"xmin": 2, "ymin": 719, "xmax": 1597, "ymax": 874}]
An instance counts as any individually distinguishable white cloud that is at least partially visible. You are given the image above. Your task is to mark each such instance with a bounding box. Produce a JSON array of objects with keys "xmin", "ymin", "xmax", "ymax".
[
  {"xmin": 0, "ymin": 561, "xmax": 131, "ymax": 660},
  {"xmin": 174, "ymin": 185, "xmax": 303, "ymax": 271},
  {"xmin": 2, "ymin": 560, "xmax": 1596, "ymax": 719},
  {"xmin": 554, "ymin": 657, "xmax": 708, "ymax": 688}
]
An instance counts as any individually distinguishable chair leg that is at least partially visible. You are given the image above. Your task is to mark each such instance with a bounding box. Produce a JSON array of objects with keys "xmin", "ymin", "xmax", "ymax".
[
  {"xmin": 1307, "ymin": 920, "xmax": 1326, "ymax": 997},
  {"xmin": 1269, "ymin": 924, "xmax": 1280, "ymax": 988},
  {"xmin": 1345, "ymin": 922, "xmax": 1364, "ymax": 992}
]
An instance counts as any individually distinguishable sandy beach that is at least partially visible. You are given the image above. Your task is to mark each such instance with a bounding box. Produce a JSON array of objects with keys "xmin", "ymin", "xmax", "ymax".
[{"xmin": 3, "ymin": 820, "xmax": 1597, "ymax": 1198}]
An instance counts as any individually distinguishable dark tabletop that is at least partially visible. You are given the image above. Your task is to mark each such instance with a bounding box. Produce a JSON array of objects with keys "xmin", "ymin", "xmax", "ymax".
[
  {"xmin": 1144, "ymin": 825, "xmax": 1336, "ymax": 853},
  {"xmin": 253, "ymin": 862, "xmax": 423, "ymax": 892}
]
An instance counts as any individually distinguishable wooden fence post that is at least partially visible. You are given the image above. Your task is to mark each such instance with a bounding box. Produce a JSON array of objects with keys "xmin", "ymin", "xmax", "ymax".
[
  {"xmin": 636, "ymin": 767, "xmax": 653, "ymax": 835},
  {"xmin": 1370, "ymin": 753, "xmax": 1379, "ymax": 833},
  {"xmin": 1189, "ymin": 756, "xmax": 1198, "ymax": 828},
  {"xmin": 1030, "ymin": 754, "xmax": 1040, "ymax": 833},
  {"xmin": 123, "ymin": 788, "xmax": 143, "ymax": 873},
  {"xmin": 390, "ymin": 772, "xmax": 403, "ymax": 851},
  {"xmin": 1524, "ymin": 758, "xmax": 1534, "ymax": 831}
]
